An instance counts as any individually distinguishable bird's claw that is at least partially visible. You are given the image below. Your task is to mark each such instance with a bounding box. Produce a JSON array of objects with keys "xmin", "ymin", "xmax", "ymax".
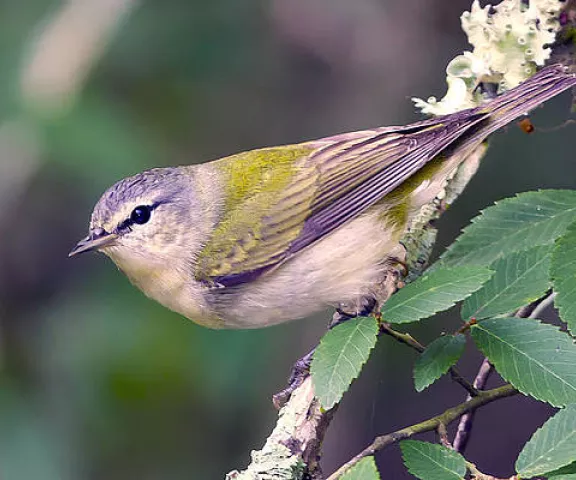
[{"xmin": 272, "ymin": 349, "xmax": 315, "ymax": 409}]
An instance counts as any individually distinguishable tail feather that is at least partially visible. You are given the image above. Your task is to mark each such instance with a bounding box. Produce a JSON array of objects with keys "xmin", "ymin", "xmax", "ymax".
[{"xmin": 467, "ymin": 64, "xmax": 576, "ymax": 143}]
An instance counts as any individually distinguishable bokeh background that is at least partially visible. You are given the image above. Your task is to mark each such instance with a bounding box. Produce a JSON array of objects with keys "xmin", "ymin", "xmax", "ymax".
[{"xmin": 0, "ymin": 1, "xmax": 574, "ymax": 478}]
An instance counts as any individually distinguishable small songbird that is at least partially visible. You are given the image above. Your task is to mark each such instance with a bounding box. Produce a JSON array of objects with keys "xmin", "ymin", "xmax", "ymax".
[{"xmin": 70, "ymin": 65, "xmax": 576, "ymax": 329}]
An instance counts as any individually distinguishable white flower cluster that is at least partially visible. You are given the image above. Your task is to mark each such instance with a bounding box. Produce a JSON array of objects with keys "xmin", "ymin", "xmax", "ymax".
[{"xmin": 414, "ymin": 0, "xmax": 564, "ymax": 115}]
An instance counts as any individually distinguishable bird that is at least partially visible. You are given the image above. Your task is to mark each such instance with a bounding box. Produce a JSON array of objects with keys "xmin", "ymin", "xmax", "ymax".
[{"xmin": 70, "ymin": 64, "xmax": 576, "ymax": 329}]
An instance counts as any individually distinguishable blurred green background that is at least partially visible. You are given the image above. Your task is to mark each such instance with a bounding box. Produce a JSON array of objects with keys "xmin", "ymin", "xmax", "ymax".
[{"xmin": 1, "ymin": 1, "xmax": 574, "ymax": 478}]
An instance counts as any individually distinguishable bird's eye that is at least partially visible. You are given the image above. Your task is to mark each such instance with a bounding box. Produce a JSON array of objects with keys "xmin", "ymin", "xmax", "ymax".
[{"xmin": 130, "ymin": 205, "xmax": 152, "ymax": 225}]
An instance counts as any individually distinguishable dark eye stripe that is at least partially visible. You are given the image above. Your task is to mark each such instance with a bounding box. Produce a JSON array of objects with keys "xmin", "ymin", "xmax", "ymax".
[{"xmin": 117, "ymin": 217, "xmax": 133, "ymax": 232}]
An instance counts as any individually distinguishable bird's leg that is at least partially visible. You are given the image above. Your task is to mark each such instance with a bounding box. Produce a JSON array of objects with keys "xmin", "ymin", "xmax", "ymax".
[
  {"xmin": 272, "ymin": 348, "xmax": 315, "ymax": 409},
  {"xmin": 332, "ymin": 297, "xmax": 376, "ymax": 326},
  {"xmin": 367, "ymin": 253, "xmax": 409, "ymax": 315}
]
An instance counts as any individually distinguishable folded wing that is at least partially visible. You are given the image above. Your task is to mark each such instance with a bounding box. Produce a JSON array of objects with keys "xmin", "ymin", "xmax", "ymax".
[{"xmin": 195, "ymin": 110, "xmax": 486, "ymax": 287}]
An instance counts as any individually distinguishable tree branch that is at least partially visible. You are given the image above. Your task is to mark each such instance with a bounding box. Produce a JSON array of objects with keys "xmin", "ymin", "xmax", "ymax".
[
  {"xmin": 227, "ymin": 377, "xmax": 332, "ymax": 480},
  {"xmin": 325, "ymin": 384, "xmax": 518, "ymax": 480}
]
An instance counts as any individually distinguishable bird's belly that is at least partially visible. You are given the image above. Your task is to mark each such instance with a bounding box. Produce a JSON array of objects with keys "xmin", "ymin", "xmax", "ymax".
[{"xmin": 211, "ymin": 211, "xmax": 403, "ymax": 328}]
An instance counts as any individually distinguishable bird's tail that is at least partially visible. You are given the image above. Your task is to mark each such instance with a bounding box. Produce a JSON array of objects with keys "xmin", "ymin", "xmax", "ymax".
[{"xmin": 462, "ymin": 64, "xmax": 576, "ymax": 145}]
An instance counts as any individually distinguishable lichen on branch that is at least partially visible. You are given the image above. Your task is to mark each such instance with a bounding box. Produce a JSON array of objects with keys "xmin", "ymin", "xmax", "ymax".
[{"xmin": 414, "ymin": 0, "xmax": 565, "ymax": 115}]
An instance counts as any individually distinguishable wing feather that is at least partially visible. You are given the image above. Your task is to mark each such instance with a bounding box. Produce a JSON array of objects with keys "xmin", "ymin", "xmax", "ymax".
[{"xmin": 195, "ymin": 110, "xmax": 487, "ymax": 287}]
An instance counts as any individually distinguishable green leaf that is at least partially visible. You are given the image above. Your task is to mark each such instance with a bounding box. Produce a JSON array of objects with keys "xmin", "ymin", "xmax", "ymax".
[
  {"xmin": 311, "ymin": 317, "xmax": 378, "ymax": 409},
  {"xmin": 439, "ymin": 190, "xmax": 576, "ymax": 267},
  {"xmin": 551, "ymin": 220, "xmax": 576, "ymax": 335},
  {"xmin": 413, "ymin": 334, "xmax": 466, "ymax": 392},
  {"xmin": 400, "ymin": 440, "xmax": 466, "ymax": 480},
  {"xmin": 471, "ymin": 317, "xmax": 576, "ymax": 406},
  {"xmin": 381, "ymin": 267, "xmax": 492, "ymax": 324},
  {"xmin": 548, "ymin": 475, "xmax": 576, "ymax": 480},
  {"xmin": 516, "ymin": 405, "xmax": 576, "ymax": 478},
  {"xmin": 546, "ymin": 461, "xmax": 576, "ymax": 478},
  {"xmin": 340, "ymin": 456, "xmax": 380, "ymax": 480},
  {"xmin": 461, "ymin": 245, "xmax": 552, "ymax": 320}
]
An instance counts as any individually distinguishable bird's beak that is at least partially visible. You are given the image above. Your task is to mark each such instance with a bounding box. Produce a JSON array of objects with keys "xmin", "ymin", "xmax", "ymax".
[{"xmin": 69, "ymin": 230, "xmax": 118, "ymax": 257}]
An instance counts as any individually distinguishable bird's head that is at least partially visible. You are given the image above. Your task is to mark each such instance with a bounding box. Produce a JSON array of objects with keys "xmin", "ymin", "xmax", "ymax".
[{"xmin": 70, "ymin": 168, "xmax": 204, "ymax": 277}]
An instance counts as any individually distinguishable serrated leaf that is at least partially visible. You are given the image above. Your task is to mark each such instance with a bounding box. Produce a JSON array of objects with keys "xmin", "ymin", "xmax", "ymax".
[
  {"xmin": 311, "ymin": 317, "xmax": 378, "ymax": 409},
  {"xmin": 471, "ymin": 317, "xmax": 576, "ymax": 406},
  {"xmin": 340, "ymin": 456, "xmax": 380, "ymax": 480},
  {"xmin": 400, "ymin": 440, "xmax": 466, "ymax": 480},
  {"xmin": 439, "ymin": 190, "xmax": 576, "ymax": 267},
  {"xmin": 461, "ymin": 245, "xmax": 552, "ymax": 320},
  {"xmin": 381, "ymin": 267, "xmax": 492, "ymax": 324},
  {"xmin": 413, "ymin": 334, "xmax": 466, "ymax": 392},
  {"xmin": 516, "ymin": 405, "xmax": 576, "ymax": 478},
  {"xmin": 551, "ymin": 220, "xmax": 576, "ymax": 335}
]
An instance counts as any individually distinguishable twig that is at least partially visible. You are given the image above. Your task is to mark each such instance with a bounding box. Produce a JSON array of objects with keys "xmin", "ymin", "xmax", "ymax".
[
  {"xmin": 529, "ymin": 292, "xmax": 556, "ymax": 319},
  {"xmin": 326, "ymin": 384, "xmax": 518, "ymax": 480},
  {"xmin": 437, "ymin": 422, "xmax": 452, "ymax": 449},
  {"xmin": 379, "ymin": 323, "xmax": 425, "ymax": 352},
  {"xmin": 453, "ymin": 358, "xmax": 493, "ymax": 452},
  {"xmin": 448, "ymin": 368, "xmax": 480, "ymax": 398},
  {"xmin": 380, "ymin": 323, "xmax": 479, "ymax": 397}
]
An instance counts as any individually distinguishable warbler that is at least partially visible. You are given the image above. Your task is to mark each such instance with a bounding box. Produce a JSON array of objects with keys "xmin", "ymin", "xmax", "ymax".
[{"xmin": 70, "ymin": 65, "xmax": 576, "ymax": 329}]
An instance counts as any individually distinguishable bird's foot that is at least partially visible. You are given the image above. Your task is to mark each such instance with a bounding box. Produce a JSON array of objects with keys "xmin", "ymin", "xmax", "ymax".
[
  {"xmin": 386, "ymin": 255, "xmax": 409, "ymax": 278},
  {"xmin": 272, "ymin": 348, "xmax": 315, "ymax": 409}
]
